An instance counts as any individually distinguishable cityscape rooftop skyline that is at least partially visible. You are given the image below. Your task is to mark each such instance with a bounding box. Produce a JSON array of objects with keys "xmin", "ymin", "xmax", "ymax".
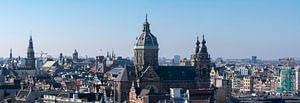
[{"xmin": 0, "ymin": 0, "xmax": 299, "ymax": 59}]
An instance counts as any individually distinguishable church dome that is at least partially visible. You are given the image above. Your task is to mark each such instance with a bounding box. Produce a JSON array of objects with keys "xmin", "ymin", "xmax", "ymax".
[{"xmin": 134, "ymin": 15, "xmax": 158, "ymax": 49}]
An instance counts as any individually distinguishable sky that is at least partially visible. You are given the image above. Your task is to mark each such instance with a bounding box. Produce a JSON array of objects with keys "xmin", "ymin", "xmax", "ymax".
[{"xmin": 0, "ymin": 0, "xmax": 299, "ymax": 60}]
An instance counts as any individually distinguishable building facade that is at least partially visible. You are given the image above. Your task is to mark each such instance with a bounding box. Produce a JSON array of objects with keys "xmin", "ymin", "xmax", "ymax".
[{"xmin": 114, "ymin": 16, "xmax": 213, "ymax": 102}]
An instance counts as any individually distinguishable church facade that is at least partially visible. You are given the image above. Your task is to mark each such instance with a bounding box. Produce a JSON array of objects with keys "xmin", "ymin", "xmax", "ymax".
[{"xmin": 114, "ymin": 16, "xmax": 213, "ymax": 102}]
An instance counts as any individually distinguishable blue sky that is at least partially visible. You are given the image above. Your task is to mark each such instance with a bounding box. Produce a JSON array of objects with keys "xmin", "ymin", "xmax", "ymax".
[{"xmin": 0, "ymin": 0, "xmax": 299, "ymax": 59}]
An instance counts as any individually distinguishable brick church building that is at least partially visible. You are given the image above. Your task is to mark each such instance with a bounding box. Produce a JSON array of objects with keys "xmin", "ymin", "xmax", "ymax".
[{"xmin": 114, "ymin": 15, "xmax": 214, "ymax": 103}]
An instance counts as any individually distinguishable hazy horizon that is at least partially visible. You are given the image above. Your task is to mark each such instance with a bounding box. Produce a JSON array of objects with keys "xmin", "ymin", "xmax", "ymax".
[{"xmin": 0, "ymin": 0, "xmax": 299, "ymax": 60}]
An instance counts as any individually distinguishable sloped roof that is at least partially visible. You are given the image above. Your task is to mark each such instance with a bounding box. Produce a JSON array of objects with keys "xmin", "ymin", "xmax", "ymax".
[
  {"xmin": 135, "ymin": 31, "xmax": 158, "ymax": 48},
  {"xmin": 43, "ymin": 61, "xmax": 57, "ymax": 68},
  {"xmin": 115, "ymin": 66, "xmax": 136, "ymax": 82},
  {"xmin": 115, "ymin": 68, "xmax": 128, "ymax": 82},
  {"xmin": 0, "ymin": 67, "xmax": 18, "ymax": 76},
  {"xmin": 76, "ymin": 93, "xmax": 103, "ymax": 102},
  {"xmin": 156, "ymin": 66, "xmax": 196, "ymax": 80},
  {"xmin": 17, "ymin": 90, "xmax": 30, "ymax": 98},
  {"xmin": 57, "ymin": 92, "xmax": 70, "ymax": 98},
  {"xmin": 107, "ymin": 68, "xmax": 123, "ymax": 75},
  {"xmin": 124, "ymin": 66, "xmax": 197, "ymax": 81}
]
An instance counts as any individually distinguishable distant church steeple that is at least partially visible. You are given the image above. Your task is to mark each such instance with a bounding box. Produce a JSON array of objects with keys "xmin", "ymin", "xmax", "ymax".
[
  {"xmin": 195, "ymin": 36, "xmax": 200, "ymax": 54},
  {"xmin": 191, "ymin": 35, "xmax": 201, "ymax": 66},
  {"xmin": 73, "ymin": 49, "xmax": 79, "ymax": 62},
  {"xmin": 9, "ymin": 48, "xmax": 12, "ymax": 59},
  {"xmin": 8, "ymin": 48, "xmax": 15, "ymax": 69},
  {"xmin": 25, "ymin": 35, "xmax": 36, "ymax": 69}
]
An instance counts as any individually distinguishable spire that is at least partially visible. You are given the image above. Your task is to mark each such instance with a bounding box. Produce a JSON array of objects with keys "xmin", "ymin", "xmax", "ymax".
[
  {"xmin": 27, "ymin": 35, "xmax": 35, "ymax": 59},
  {"xmin": 59, "ymin": 53, "xmax": 63, "ymax": 59},
  {"xmin": 145, "ymin": 14, "xmax": 148, "ymax": 23},
  {"xmin": 107, "ymin": 51, "xmax": 109, "ymax": 58},
  {"xmin": 112, "ymin": 50, "xmax": 115, "ymax": 59},
  {"xmin": 29, "ymin": 31, "xmax": 33, "ymax": 48},
  {"xmin": 9, "ymin": 48, "xmax": 12, "ymax": 59},
  {"xmin": 143, "ymin": 14, "xmax": 150, "ymax": 32},
  {"xmin": 29, "ymin": 35, "xmax": 33, "ymax": 48},
  {"xmin": 26, "ymin": 35, "xmax": 35, "ymax": 69},
  {"xmin": 201, "ymin": 35, "xmax": 206, "ymax": 45},
  {"xmin": 200, "ymin": 35, "xmax": 208, "ymax": 54},
  {"xmin": 195, "ymin": 36, "xmax": 200, "ymax": 54},
  {"xmin": 74, "ymin": 49, "xmax": 78, "ymax": 54}
]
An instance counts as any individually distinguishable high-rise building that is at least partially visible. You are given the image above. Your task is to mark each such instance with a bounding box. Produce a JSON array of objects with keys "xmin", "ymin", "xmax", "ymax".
[
  {"xmin": 295, "ymin": 66, "xmax": 300, "ymax": 94},
  {"xmin": 25, "ymin": 36, "xmax": 36, "ymax": 69},
  {"xmin": 173, "ymin": 55, "xmax": 180, "ymax": 65},
  {"xmin": 252, "ymin": 56, "xmax": 257, "ymax": 64}
]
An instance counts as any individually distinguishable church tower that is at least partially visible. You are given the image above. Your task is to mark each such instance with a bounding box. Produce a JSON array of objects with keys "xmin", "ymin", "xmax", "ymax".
[
  {"xmin": 8, "ymin": 48, "xmax": 15, "ymax": 69},
  {"xmin": 134, "ymin": 14, "xmax": 159, "ymax": 77},
  {"xmin": 198, "ymin": 35, "xmax": 211, "ymax": 81},
  {"xmin": 73, "ymin": 49, "xmax": 79, "ymax": 62},
  {"xmin": 191, "ymin": 36, "xmax": 201, "ymax": 66},
  {"xmin": 192, "ymin": 35, "xmax": 211, "ymax": 82},
  {"xmin": 25, "ymin": 36, "xmax": 36, "ymax": 69},
  {"xmin": 9, "ymin": 48, "xmax": 13, "ymax": 60}
]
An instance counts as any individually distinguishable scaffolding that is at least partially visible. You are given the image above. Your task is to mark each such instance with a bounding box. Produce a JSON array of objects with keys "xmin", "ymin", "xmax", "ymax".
[{"xmin": 277, "ymin": 69, "xmax": 294, "ymax": 94}]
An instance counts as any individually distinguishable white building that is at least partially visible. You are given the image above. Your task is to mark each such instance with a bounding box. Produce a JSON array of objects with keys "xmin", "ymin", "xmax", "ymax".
[{"xmin": 236, "ymin": 67, "xmax": 249, "ymax": 76}]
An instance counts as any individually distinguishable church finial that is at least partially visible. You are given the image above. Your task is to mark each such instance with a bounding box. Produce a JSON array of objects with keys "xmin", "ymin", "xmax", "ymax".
[
  {"xmin": 29, "ymin": 35, "xmax": 32, "ymax": 42},
  {"xmin": 29, "ymin": 31, "xmax": 33, "ymax": 41},
  {"xmin": 195, "ymin": 35, "xmax": 200, "ymax": 54},
  {"xmin": 143, "ymin": 14, "xmax": 150, "ymax": 32},
  {"xmin": 199, "ymin": 34, "xmax": 208, "ymax": 54},
  {"xmin": 202, "ymin": 34, "xmax": 206, "ymax": 45},
  {"xmin": 146, "ymin": 14, "xmax": 148, "ymax": 22},
  {"xmin": 74, "ymin": 49, "xmax": 78, "ymax": 53},
  {"xmin": 196, "ymin": 35, "xmax": 200, "ymax": 45}
]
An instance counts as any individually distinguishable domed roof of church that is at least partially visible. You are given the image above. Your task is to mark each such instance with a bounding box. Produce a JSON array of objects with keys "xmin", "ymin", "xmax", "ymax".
[{"xmin": 134, "ymin": 15, "xmax": 158, "ymax": 49}]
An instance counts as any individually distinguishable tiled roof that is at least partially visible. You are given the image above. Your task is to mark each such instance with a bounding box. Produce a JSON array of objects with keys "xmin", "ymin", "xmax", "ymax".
[
  {"xmin": 17, "ymin": 90, "xmax": 30, "ymax": 98},
  {"xmin": 156, "ymin": 66, "xmax": 196, "ymax": 80},
  {"xmin": 189, "ymin": 89, "xmax": 212, "ymax": 95},
  {"xmin": 43, "ymin": 61, "xmax": 57, "ymax": 68},
  {"xmin": 115, "ymin": 66, "xmax": 136, "ymax": 82}
]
